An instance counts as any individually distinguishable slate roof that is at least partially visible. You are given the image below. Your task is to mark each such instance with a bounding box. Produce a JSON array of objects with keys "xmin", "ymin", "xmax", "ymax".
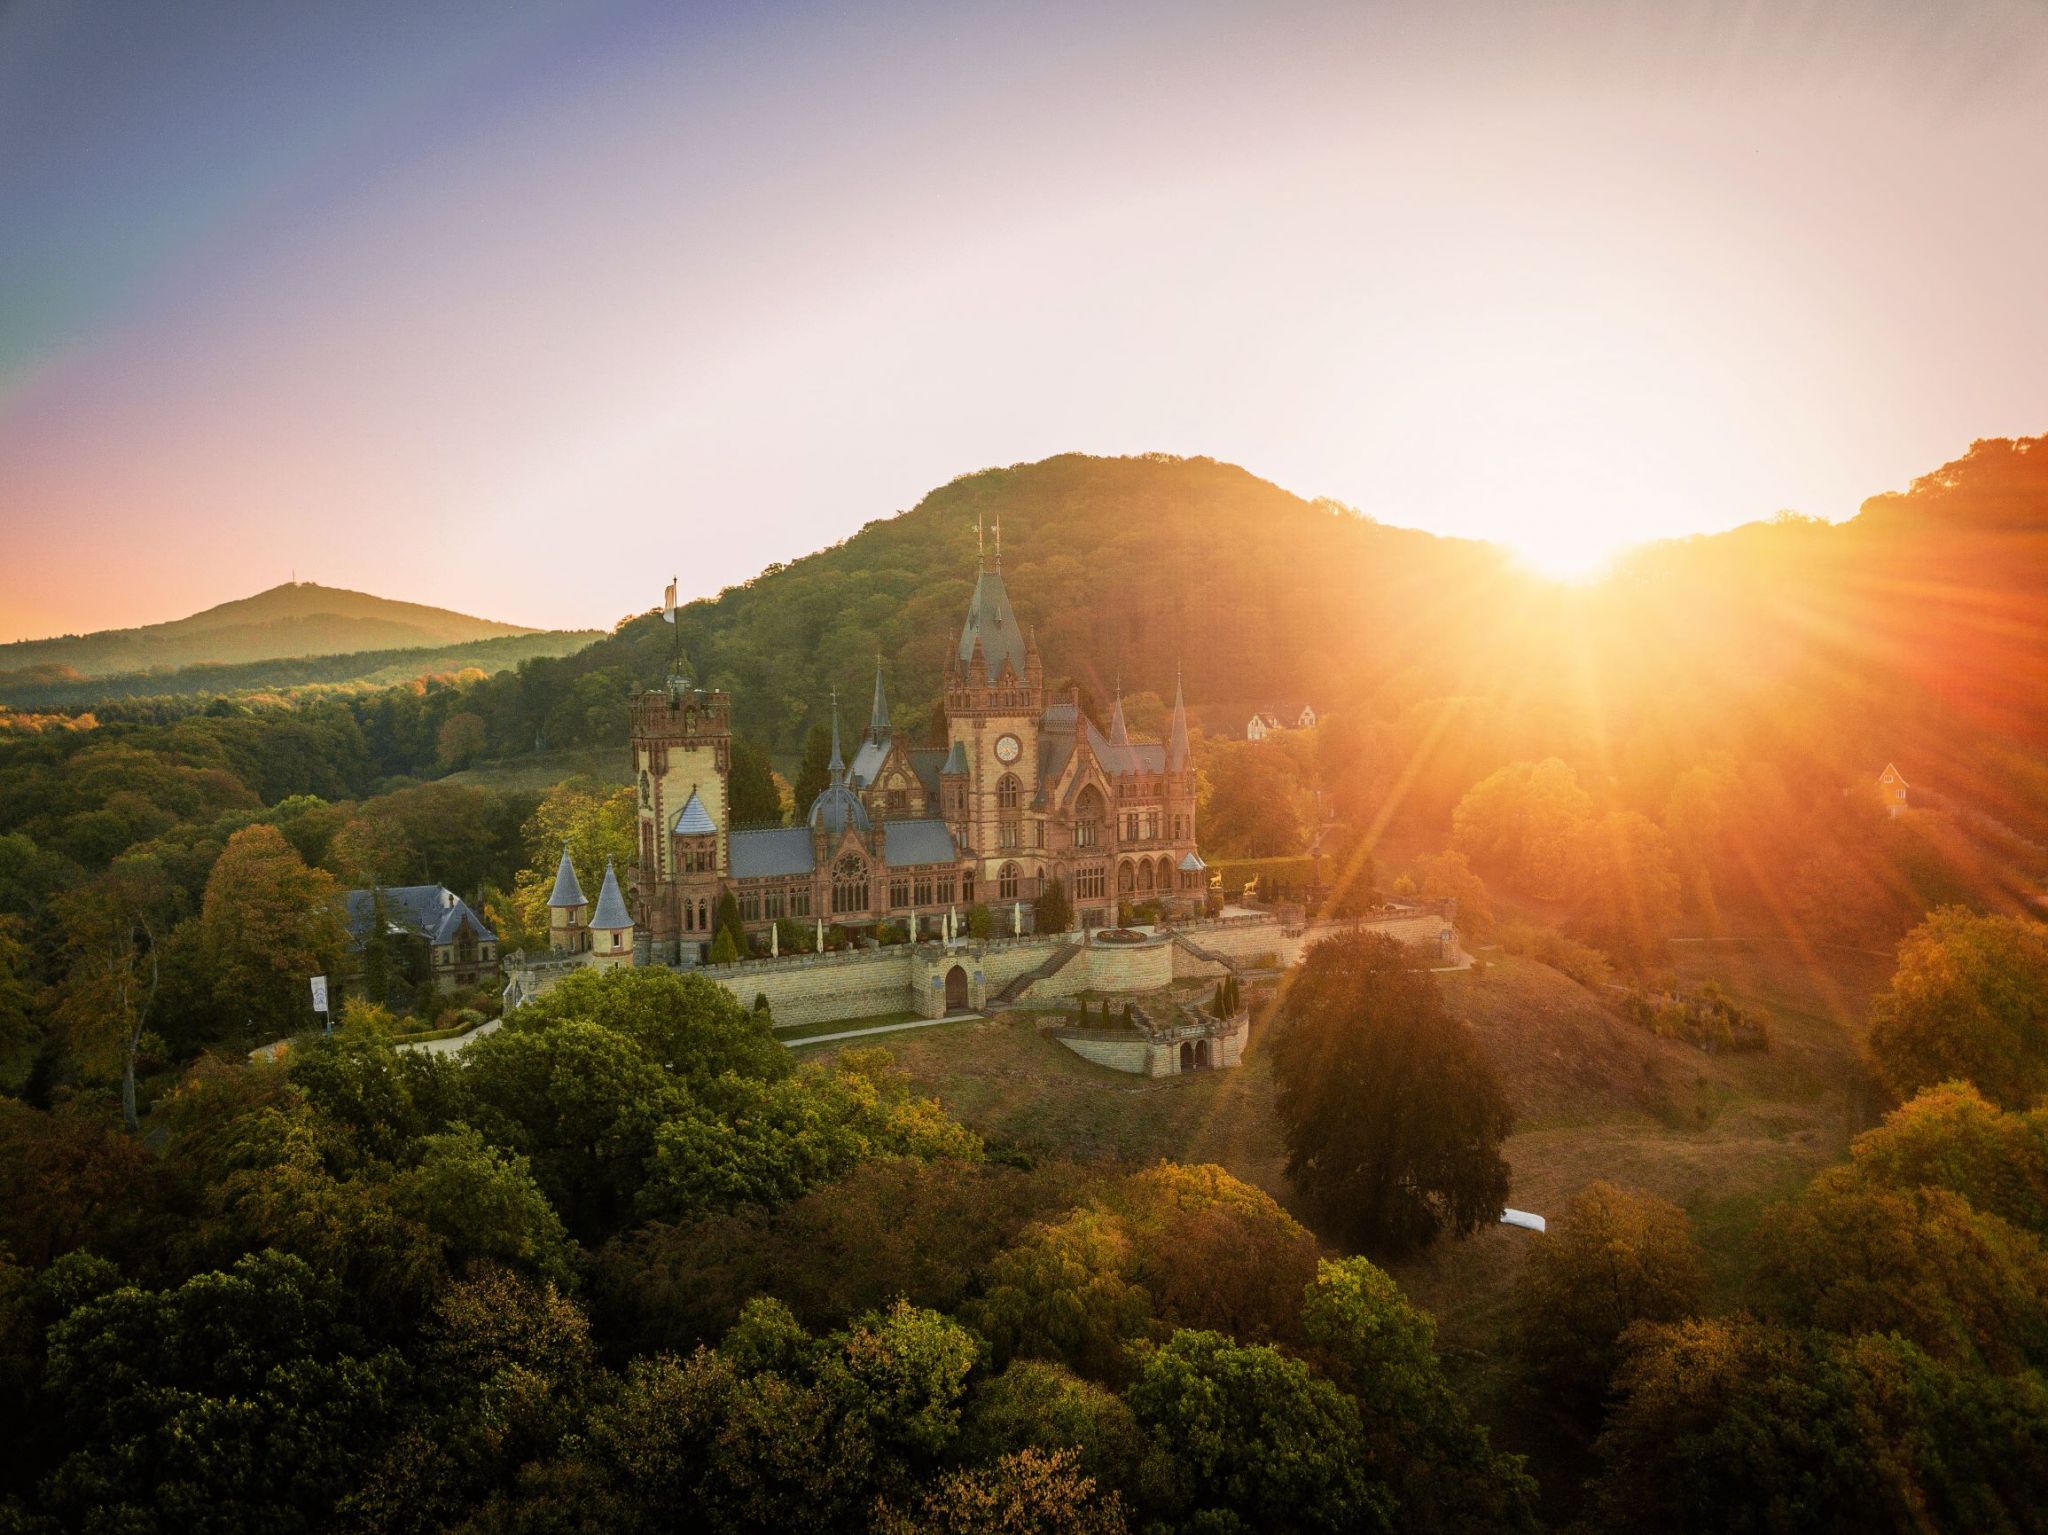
[
  {"xmin": 883, "ymin": 819, "xmax": 958, "ymax": 867},
  {"xmin": 1084, "ymin": 716, "xmax": 1165, "ymax": 776},
  {"xmin": 848, "ymin": 739, "xmax": 889, "ymax": 789},
  {"xmin": 809, "ymin": 781, "xmax": 870, "ymax": 839},
  {"xmin": 344, "ymin": 885, "xmax": 497, "ymax": 949},
  {"xmin": 1166, "ymin": 677, "xmax": 1191, "ymax": 771},
  {"xmin": 671, "ymin": 788, "xmax": 717, "ymax": 835},
  {"xmin": 590, "ymin": 862, "xmax": 632, "ymax": 929},
  {"xmin": 1178, "ymin": 851, "xmax": 1208, "ymax": 871},
  {"xmin": 956, "ymin": 567, "xmax": 1029, "ymax": 679},
  {"xmin": 547, "ymin": 847, "xmax": 586, "ymax": 908},
  {"xmin": 942, "ymin": 739, "xmax": 970, "ymax": 774},
  {"xmin": 730, "ymin": 827, "xmax": 816, "ymax": 879},
  {"xmin": 908, "ymin": 747, "xmax": 946, "ymax": 799}
]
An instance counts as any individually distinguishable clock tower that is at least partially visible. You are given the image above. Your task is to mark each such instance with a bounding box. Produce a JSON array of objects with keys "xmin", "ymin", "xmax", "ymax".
[{"xmin": 943, "ymin": 517, "xmax": 1045, "ymax": 892}]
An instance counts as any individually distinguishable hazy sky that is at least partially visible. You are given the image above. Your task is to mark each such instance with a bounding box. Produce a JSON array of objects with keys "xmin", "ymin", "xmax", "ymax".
[{"xmin": 4, "ymin": 0, "xmax": 2047, "ymax": 639}]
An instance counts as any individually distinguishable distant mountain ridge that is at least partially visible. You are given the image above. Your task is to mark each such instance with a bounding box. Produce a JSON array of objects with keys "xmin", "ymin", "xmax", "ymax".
[{"xmin": 0, "ymin": 582, "xmax": 545, "ymax": 678}]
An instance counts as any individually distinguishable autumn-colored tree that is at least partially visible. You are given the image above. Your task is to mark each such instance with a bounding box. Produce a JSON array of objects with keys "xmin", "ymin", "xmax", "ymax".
[
  {"xmin": 1200, "ymin": 739, "xmax": 1307, "ymax": 857},
  {"xmin": 1269, "ymin": 932, "xmax": 1512, "ymax": 1253},
  {"xmin": 874, "ymin": 1448, "xmax": 1128, "ymax": 1535},
  {"xmin": 51, "ymin": 858, "xmax": 173, "ymax": 1131},
  {"xmin": 324, "ymin": 809, "xmax": 417, "ymax": 887},
  {"xmin": 1513, "ymin": 1182, "xmax": 1706, "ymax": 1415},
  {"xmin": 1451, "ymin": 757, "xmax": 1592, "ymax": 897},
  {"xmin": 1868, "ymin": 907, "xmax": 2048, "ymax": 1110},
  {"xmin": 508, "ymin": 776, "xmax": 635, "ymax": 937},
  {"xmin": 1409, "ymin": 849, "xmax": 1494, "ymax": 940},
  {"xmin": 1566, "ymin": 811, "xmax": 1682, "ymax": 967},
  {"xmin": 201, "ymin": 824, "xmax": 348, "ymax": 1045},
  {"xmin": 1836, "ymin": 1081, "xmax": 2048, "ymax": 1238},
  {"xmin": 434, "ymin": 710, "xmax": 488, "ymax": 772}
]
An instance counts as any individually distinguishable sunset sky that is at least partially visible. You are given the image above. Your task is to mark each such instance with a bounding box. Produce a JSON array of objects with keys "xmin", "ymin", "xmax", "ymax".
[{"xmin": 3, "ymin": 0, "xmax": 2047, "ymax": 640}]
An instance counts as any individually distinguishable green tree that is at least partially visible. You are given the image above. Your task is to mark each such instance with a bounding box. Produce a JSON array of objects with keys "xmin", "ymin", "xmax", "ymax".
[
  {"xmin": 1269, "ymin": 932, "xmax": 1512, "ymax": 1253},
  {"xmin": 1868, "ymin": 907, "xmax": 2048, "ymax": 1109},
  {"xmin": 389, "ymin": 1123, "xmax": 575, "ymax": 1286},
  {"xmin": 1126, "ymin": 1329, "xmax": 1387, "ymax": 1535},
  {"xmin": 1301, "ymin": 1256, "xmax": 1540, "ymax": 1532},
  {"xmin": 1512, "ymin": 1182, "xmax": 1705, "ymax": 1415},
  {"xmin": 200, "ymin": 824, "xmax": 348, "ymax": 1045},
  {"xmin": 729, "ymin": 735, "xmax": 783, "ymax": 825},
  {"xmin": 716, "ymin": 888, "xmax": 746, "ymax": 954},
  {"xmin": 511, "ymin": 964, "xmax": 789, "ymax": 1085},
  {"xmin": 794, "ymin": 722, "xmax": 835, "ymax": 813},
  {"xmin": 1035, "ymin": 876, "xmax": 1073, "ymax": 935},
  {"xmin": 957, "ymin": 1361, "xmax": 1146, "ymax": 1496},
  {"xmin": 40, "ymin": 1251, "xmax": 408, "ymax": 1534},
  {"xmin": 1591, "ymin": 1317, "xmax": 2048, "ymax": 1535},
  {"xmin": 0, "ymin": 915, "xmax": 37, "ymax": 1094}
]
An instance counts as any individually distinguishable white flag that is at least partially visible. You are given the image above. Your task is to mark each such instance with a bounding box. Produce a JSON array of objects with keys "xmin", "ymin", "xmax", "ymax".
[{"xmin": 663, "ymin": 578, "xmax": 678, "ymax": 622}]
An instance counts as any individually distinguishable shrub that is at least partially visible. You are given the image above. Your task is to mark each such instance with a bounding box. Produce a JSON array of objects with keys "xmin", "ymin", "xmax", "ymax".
[
  {"xmin": 1619, "ymin": 983, "xmax": 1768, "ymax": 1052},
  {"xmin": 1497, "ymin": 921, "xmax": 1612, "ymax": 989}
]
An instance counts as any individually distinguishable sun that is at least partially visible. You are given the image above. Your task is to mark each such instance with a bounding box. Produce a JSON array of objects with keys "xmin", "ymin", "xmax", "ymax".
[{"xmin": 1505, "ymin": 528, "xmax": 1626, "ymax": 582}]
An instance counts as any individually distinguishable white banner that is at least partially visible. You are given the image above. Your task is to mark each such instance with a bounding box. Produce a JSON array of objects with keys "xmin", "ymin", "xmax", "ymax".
[{"xmin": 310, "ymin": 975, "xmax": 329, "ymax": 1014}]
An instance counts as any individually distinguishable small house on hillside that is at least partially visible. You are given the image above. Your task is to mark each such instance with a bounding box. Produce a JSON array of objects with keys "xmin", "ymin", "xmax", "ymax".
[
  {"xmin": 1246, "ymin": 702, "xmax": 1316, "ymax": 740},
  {"xmin": 1877, "ymin": 763, "xmax": 1909, "ymax": 819},
  {"xmin": 343, "ymin": 884, "xmax": 499, "ymax": 995}
]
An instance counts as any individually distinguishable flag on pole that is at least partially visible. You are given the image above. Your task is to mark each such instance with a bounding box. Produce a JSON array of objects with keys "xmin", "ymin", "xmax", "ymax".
[{"xmin": 663, "ymin": 577, "xmax": 678, "ymax": 623}]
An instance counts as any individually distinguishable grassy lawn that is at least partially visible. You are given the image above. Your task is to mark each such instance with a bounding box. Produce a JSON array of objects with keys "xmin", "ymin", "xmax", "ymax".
[
  {"xmin": 445, "ymin": 745, "xmax": 628, "ymax": 791},
  {"xmin": 776, "ymin": 1010, "xmax": 922, "ymax": 1043}
]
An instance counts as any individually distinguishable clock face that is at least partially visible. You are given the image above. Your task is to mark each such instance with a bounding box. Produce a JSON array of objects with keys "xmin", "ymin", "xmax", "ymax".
[{"xmin": 995, "ymin": 733, "xmax": 1022, "ymax": 764}]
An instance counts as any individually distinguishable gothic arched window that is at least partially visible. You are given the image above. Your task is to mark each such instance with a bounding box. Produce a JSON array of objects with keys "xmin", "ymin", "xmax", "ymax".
[
  {"xmin": 997, "ymin": 773, "xmax": 1021, "ymax": 811},
  {"xmin": 639, "ymin": 770, "xmax": 652, "ymax": 807},
  {"xmin": 998, "ymin": 861, "xmax": 1020, "ymax": 901},
  {"xmin": 1118, "ymin": 859, "xmax": 1136, "ymax": 894},
  {"xmin": 832, "ymin": 852, "xmax": 868, "ymax": 915},
  {"xmin": 1075, "ymin": 785, "xmax": 1104, "ymax": 847}
]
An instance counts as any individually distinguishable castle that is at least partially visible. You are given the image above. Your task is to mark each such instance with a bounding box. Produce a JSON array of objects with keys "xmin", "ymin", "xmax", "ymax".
[{"xmin": 554, "ymin": 532, "xmax": 1206, "ymax": 966}]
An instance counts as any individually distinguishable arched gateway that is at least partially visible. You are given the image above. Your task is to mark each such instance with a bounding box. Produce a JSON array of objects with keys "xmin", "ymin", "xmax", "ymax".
[{"xmin": 944, "ymin": 964, "xmax": 969, "ymax": 1012}]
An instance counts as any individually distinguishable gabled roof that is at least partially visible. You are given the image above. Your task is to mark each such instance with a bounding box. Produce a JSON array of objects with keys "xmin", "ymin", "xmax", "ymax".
[
  {"xmin": 730, "ymin": 827, "xmax": 816, "ymax": 879},
  {"xmin": 590, "ymin": 861, "xmax": 632, "ymax": 930},
  {"xmin": 956, "ymin": 567, "xmax": 1029, "ymax": 679},
  {"xmin": 547, "ymin": 846, "xmax": 586, "ymax": 908},
  {"xmin": 671, "ymin": 787, "xmax": 717, "ymax": 835},
  {"xmin": 344, "ymin": 885, "xmax": 498, "ymax": 949},
  {"xmin": 883, "ymin": 819, "xmax": 959, "ymax": 867},
  {"xmin": 1879, "ymin": 762, "xmax": 1908, "ymax": 785}
]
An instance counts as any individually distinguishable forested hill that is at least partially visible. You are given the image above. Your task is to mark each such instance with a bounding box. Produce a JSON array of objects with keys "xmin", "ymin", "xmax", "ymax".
[
  {"xmin": 609, "ymin": 454, "xmax": 1524, "ymax": 751},
  {"xmin": 0, "ymin": 581, "xmax": 545, "ymax": 678},
  {"xmin": 569, "ymin": 441, "xmax": 2048, "ymax": 837}
]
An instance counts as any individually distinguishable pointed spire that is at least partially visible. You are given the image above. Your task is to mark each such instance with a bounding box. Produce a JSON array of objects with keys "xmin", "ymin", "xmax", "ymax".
[
  {"xmin": 828, "ymin": 689, "xmax": 844, "ymax": 778},
  {"xmin": 992, "ymin": 513, "xmax": 1002, "ymax": 568},
  {"xmin": 1109, "ymin": 674, "xmax": 1130, "ymax": 747},
  {"xmin": 1167, "ymin": 665, "xmax": 1191, "ymax": 771},
  {"xmin": 868, "ymin": 654, "xmax": 890, "ymax": 742},
  {"xmin": 590, "ymin": 860, "xmax": 631, "ymax": 930},
  {"xmin": 547, "ymin": 843, "xmax": 587, "ymax": 909}
]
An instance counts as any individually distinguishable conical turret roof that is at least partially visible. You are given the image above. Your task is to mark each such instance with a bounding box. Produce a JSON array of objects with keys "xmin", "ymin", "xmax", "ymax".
[
  {"xmin": 868, "ymin": 656, "xmax": 890, "ymax": 742},
  {"xmin": 1166, "ymin": 670, "xmax": 1191, "ymax": 771},
  {"xmin": 590, "ymin": 860, "xmax": 631, "ymax": 930},
  {"xmin": 1108, "ymin": 682, "xmax": 1130, "ymax": 747},
  {"xmin": 957, "ymin": 568, "xmax": 1028, "ymax": 680},
  {"xmin": 547, "ymin": 845, "xmax": 587, "ymax": 908}
]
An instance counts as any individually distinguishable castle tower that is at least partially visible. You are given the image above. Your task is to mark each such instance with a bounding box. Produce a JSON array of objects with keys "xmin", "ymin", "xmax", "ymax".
[
  {"xmin": 546, "ymin": 844, "xmax": 588, "ymax": 955},
  {"xmin": 630, "ymin": 673, "xmax": 733, "ymax": 966},
  {"xmin": 944, "ymin": 515, "xmax": 1044, "ymax": 885},
  {"xmin": 588, "ymin": 859, "xmax": 634, "ymax": 969}
]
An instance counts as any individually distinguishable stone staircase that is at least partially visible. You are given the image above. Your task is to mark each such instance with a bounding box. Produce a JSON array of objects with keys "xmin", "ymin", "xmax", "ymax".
[
  {"xmin": 1164, "ymin": 929, "xmax": 1242, "ymax": 975},
  {"xmin": 990, "ymin": 941, "xmax": 1081, "ymax": 1005}
]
